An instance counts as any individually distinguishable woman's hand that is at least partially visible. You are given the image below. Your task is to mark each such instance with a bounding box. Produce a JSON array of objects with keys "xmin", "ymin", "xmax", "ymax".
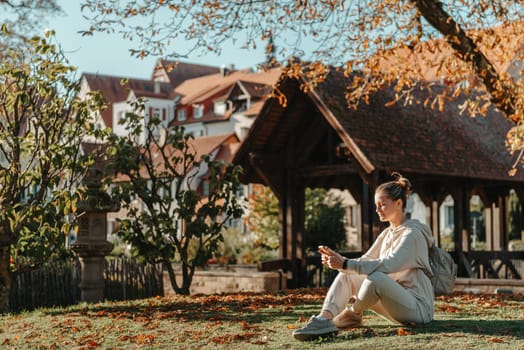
[{"xmin": 319, "ymin": 246, "xmax": 345, "ymax": 270}]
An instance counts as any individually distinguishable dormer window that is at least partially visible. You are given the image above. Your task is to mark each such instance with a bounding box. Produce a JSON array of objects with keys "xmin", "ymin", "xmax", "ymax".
[
  {"xmin": 177, "ymin": 109, "xmax": 186, "ymax": 121},
  {"xmin": 193, "ymin": 104, "xmax": 204, "ymax": 118},
  {"xmin": 214, "ymin": 101, "xmax": 227, "ymax": 116}
]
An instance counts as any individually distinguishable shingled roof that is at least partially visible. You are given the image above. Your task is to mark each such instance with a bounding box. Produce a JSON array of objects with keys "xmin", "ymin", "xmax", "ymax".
[
  {"xmin": 313, "ymin": 70, "xmax": 521, "ymax": 181},
  {"xmin": 153, "ymin": 60, "xmax": 222, "ymax": 88},
  {"xmin": 82, "ymin": 73, "xmax": 173, "ymax": 128},
  {"xmin": 234, "ymin": 69, "xmax": 524, "ymax": 185}
]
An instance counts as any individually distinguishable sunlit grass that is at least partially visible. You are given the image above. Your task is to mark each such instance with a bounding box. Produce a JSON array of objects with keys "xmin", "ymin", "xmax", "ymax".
[{"xmin": 0, "ymin": 290, "xmax": 523, "ymax": 349}]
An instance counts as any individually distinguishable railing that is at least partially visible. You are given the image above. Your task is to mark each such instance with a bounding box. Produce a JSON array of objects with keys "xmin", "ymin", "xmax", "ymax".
[{"xmin": 462, "ymin": 251, "xmax": 524, "ymax": 279}]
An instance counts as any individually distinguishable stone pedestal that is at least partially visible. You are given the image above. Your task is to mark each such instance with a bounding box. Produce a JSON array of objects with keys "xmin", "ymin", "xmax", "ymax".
[{"xmin": 71, "ymin": 170, "xmax": 118, "ymax": 303}]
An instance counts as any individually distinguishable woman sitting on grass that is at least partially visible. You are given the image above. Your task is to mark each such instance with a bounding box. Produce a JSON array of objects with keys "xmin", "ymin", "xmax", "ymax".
[{"xmin": 293, "ymin": 173, "xmax": 435, "ymax": 341}]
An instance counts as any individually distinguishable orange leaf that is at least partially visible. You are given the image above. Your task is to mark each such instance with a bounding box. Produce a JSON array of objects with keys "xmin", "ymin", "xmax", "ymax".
[
  {"xmin": 136, "ymin": 334, "xmax": 155, "ymax": 345},
  {"xmin": 397, "ymin": 328, "xmax": 414, "ymax": 336},
  {"xmin": 487, "ymin": 337, "xmax": 504, "ymax": 343},
  {"xmin": 87, "ymin": 340, "xmax": 99, "ymax": 347}
]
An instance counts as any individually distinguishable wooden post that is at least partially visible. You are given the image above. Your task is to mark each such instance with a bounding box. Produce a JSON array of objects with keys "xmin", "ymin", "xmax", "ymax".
[
  {"xmin": 431, "ymin": 200, "xmax": 440, "ymax": 246},
  {"xmin": 360, "ymin": 182, "xmax": 374, "ymax": 252},
  {"xmin": 500, "ymin": 194, "xmax": 508, "ymax": 250}
]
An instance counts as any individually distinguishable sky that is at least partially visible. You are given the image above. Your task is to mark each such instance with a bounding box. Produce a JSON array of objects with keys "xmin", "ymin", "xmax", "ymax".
[{"xmin": 49, "ymin": 1, "xmax": 268, "ymax": 80}]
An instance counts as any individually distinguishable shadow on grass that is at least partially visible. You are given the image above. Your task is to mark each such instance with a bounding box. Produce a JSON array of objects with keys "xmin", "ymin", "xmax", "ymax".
[
  {"xmin": 415, "ymin": 319, "xmax": 524, "ymax": 338},
  {"xmin": 41, "ymin": 293, "xmax": 308, "ymax": 325}
]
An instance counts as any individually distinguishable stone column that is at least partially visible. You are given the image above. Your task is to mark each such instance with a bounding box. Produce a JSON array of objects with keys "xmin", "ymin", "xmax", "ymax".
[{"xmin": 71, "ymin": 169, "xmax": 118, "ymax": 303}]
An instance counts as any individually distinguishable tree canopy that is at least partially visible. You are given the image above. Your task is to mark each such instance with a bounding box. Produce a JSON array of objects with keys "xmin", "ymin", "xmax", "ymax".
[
  {"xmin": 80, "ymin": 0, "xmax": 524, "ymax": 170},
  {"xmin": 0, "ymin": 30, "xmax": 106, "ymax": 312},
  {"xmin": 0, "ymin": 0, "xmax": 62, "ymax": 53}
]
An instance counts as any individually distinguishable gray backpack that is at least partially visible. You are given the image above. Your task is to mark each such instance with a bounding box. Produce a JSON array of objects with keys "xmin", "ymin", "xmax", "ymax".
[{"xmin": 426, "ymin": 244, "xmax": 457, "ymax": 295}]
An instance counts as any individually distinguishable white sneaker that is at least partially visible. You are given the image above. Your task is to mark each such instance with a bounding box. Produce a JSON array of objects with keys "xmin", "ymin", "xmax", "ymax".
[{"xmin": 292, "ymin": 316, "xmax": 339, "ymax": 341}]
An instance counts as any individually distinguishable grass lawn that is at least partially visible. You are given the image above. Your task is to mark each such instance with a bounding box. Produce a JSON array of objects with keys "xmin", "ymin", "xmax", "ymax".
[{"xmin": 0, "ymin": 288, "xmax": 523, "ymax": 349}]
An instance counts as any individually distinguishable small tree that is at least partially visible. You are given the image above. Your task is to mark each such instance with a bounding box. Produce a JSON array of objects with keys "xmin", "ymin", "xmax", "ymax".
[
  {"xmin": 247, "ymin": 186, "xmax": 346, "ymax": 254},
  {"xmin": 304, "ymin": 188, "xmax": 346, "ymax": 251},
  {"xmin": 0, "ymin": 29, "xmax": 105, "ymax": 312},
  {"xmin": 246, "ymin": 185, "xmax": 280, "ymax": 250},
  {"xmin": 106, "ymin": 108, "xmax": 244, "ymax": 295}
]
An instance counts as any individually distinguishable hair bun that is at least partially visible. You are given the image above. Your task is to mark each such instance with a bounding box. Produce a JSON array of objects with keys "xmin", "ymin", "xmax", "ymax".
[{"xmin": 391, "ymin": 172, "xmax": 412, "ymax": 196}]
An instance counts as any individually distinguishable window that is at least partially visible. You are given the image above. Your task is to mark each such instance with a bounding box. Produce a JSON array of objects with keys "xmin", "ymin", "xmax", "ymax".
[
  {"xmin": 193, "ymin": 104, "xmax": 204, "ymax": 118},
  {"xmin": 236, "ymin": 185, "xmax": 245, "ymax": 198},
  {"xmin": 446, "ymin": 206, "xmax": 454, "ymax": 228},
  {"xmin": 177, "ymin": 109, "xmax": 186, "ymax": 121},
  {"xmin": 214, "ymin": 101, "xmax": 227, "ymax": 115},
  {"xmin": 152, "ymin": 108, "xmax": 160, "ymax": 120},
  {"xmin": 203, "ymin": 180, "xmax": 210, "ymax": 196}
]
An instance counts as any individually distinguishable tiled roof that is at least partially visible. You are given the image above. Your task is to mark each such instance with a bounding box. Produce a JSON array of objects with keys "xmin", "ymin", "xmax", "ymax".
[
  {"xmin": 175, "ymin": 68, "xmax": 281, "ymax": 105},
  {"xmin": 154, "ymin": 60, "xmax": 222, "ymax": 88},
  {"xmin": 243, "ymin": 100, "xmax": 265, "ymax": 117},
  {"xmin": 238, "ymin": 80, "xmax": 272, "ymax": 98},
  {"xmin": 312, "ymin": 69, "xmax": 524, "ymax": 182},
  {"xmin": 82, "ymin": 73, "xmax": 174, "ymax": 128},
  {"xmin": 113, "ymin": 133, "xmax": 239, "ymax": 182},
  {"xmin": 83, "ymin": 73, "xmax": 172, "ymax": 102}
]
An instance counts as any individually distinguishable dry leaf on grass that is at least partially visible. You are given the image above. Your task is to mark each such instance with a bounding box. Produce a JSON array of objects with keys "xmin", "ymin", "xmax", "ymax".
[
  {"xmin": 487, "ymin": 337, "xmax": 505, "ymax": 343},
  {"xmin": 397, "ymin": 328, "xmax": 414, "ymax": 336}
]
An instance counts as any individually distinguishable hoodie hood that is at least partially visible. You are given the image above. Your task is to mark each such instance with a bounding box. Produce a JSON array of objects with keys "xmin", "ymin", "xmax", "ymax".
[{"xmin": 403, "ymin": 219, "xmax": 435, "ymax": 248}]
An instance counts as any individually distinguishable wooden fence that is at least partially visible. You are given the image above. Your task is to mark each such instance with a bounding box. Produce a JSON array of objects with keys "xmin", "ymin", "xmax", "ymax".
[
  {"xmin": 104, "ymin": 258, "xmax": 163, "ymax": 301},
  {"xmin": 9, "ymin": 260, "xmax": 81, "ymax": 312},
  {"xmin": 9, "ymin": 258, "xmax": 163, "ymax": 312}
]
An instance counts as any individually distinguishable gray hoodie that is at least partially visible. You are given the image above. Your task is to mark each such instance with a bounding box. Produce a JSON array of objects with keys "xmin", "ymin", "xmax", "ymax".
[{"xmin": 344, "ymin": 219, "xmax": 435, "ymax": 322}]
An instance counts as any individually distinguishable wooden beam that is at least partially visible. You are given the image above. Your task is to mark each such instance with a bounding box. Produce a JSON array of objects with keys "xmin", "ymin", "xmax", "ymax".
[
  {"xmin": 249, "ymin": 152, "xmax": 281, "ymax": 198},
  {"xmin": 300, "ymin": 164, "xmax": 356, "ymax": 178},
  {"xmin": 305, "ymin": 86, "xmax": 375, "ymax": 174}
]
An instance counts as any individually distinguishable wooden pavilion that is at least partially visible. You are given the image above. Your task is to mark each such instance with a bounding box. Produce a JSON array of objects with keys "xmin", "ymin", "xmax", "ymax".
[{"xmin": 233, "ymin": 70, "xmax": 524, "ymax": 288}]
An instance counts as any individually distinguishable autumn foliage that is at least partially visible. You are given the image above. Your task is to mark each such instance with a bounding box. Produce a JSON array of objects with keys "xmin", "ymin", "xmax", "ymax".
[{"xmin": 80, "ymin": 1, "xmax": 524, "ymax": 169}]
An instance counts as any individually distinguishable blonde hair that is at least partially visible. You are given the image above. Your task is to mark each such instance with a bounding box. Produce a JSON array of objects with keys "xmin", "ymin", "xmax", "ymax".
[{"xmin": 376, "ymin": 172, "xmax": 412, "ymax": 209}]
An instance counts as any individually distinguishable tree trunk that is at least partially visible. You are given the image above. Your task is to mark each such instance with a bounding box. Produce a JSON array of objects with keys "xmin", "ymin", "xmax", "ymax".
[
  {"xmin": 0, "ymin": 246, "xmax": 11, "ymax": 313},
  {"xmin": 165, "ymin": 261, "xmax": 192, "ymax": 295},
  {"xmin": 413, "ymin": 0, "xmax": 521, "ymax": 123}
]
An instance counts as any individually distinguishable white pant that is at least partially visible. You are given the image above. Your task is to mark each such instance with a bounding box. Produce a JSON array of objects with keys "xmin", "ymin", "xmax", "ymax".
[{"xmin": 322, "ymin": 271, "xmax": 429, "ymax": 324}]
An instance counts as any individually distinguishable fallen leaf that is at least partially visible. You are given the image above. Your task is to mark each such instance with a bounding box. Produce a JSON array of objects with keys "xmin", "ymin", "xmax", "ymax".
[
  {"xmin": 136, "ymin": 334, "xmax": 155, "ymax": 345},
  {"xmin": 487, "ymin": 337, "xmax": 505, "ymax": 343},
  {"xmin": 397, "ymin": 328, "xmax": 414, "ymax": 336},
  {"xmin": 87, "ymin": 339, "xmax": 99, "ymax": 348}
]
